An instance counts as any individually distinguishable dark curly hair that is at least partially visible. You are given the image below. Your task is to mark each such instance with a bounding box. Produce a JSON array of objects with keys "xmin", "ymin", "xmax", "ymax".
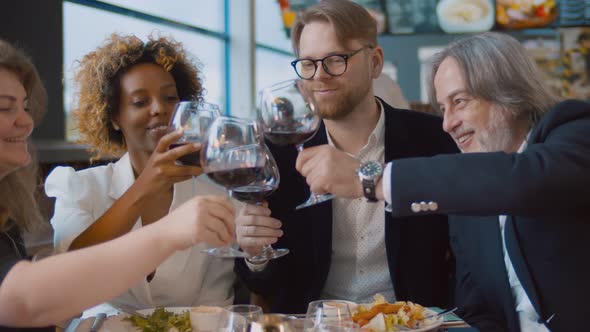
[{"xmin": 73, "ymin": 33, "xmax": 203, "ymax": 158}]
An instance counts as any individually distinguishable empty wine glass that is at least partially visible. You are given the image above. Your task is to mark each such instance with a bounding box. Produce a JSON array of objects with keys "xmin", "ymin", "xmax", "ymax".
[
  {"xmin": 231, "ymin": 143, "xmax": 289, "ymax": 263},
  {"xmin": 168, "ymin": 100, "xmax": 221, "ymax": 194},
  {"xmin": 200, "ymin": 116, "xmax": 266, "ymax": 258},
  {"xmin": 259, "ymin": 79, "xmax": 334, "ymax": 210},
  {"xmin": 251, "ymin": 314, "xmax": 297, "ymax": 332},
  {"xmin": 306, "ymin": 300, "xmax": 354, "ymax": 330},
  {"xmin": 222, "ymin": 305, "xmax": 264, "ymax": 332}
]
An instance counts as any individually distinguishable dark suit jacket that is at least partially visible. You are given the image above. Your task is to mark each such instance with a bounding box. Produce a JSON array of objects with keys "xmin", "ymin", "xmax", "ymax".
[
  {"xmin": 389, "ymin": 100, "xmax": 590, "ymax": 332},
  {"xmin": 235, "ymin": 99, "xmax": 458, "ymax": 314}
]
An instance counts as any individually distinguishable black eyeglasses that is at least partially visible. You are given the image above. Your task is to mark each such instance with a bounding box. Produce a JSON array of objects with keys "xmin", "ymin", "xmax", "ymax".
[{"xmin": 290, "ymin": 46, "xmax": 372, "ymax": 80}]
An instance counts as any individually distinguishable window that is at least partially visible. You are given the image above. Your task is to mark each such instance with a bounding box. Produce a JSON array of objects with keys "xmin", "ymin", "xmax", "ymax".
[
  {"xmin": 97, "ymin": 0, "xmax": 225, "ymax": 32},
  {"xmin": 255, "ymin": 0, "xmax": 295, "ymax": 93},
  {"xmin": 63, "ymin": 0, "xmax": 227, "ymax": 140}
]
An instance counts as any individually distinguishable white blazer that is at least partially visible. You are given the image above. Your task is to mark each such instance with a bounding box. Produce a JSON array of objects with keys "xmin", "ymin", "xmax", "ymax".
[{"xmin": 45, "ymin": 153, "xmax": 235, "ymax": 309}]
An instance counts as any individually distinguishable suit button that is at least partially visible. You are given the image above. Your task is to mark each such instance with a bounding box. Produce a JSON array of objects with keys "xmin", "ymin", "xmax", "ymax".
[
  {"xmin": 420, "ymin": 201, "xmax": 428, "ymax": 212},
  {"xmin": 411, "ymin": 203, "xmax": 421, "ymax": 213},
  {"xmin": 428, "ymin": 201, "xmax": 438, "ymax": 211}
]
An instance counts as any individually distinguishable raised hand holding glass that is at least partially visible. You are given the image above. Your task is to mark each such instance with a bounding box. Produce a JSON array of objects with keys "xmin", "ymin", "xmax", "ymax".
[
  {"xmin": 168, "ymin": 100, "xmax": 221, "ymax": 167},
  {"xmin": 259, "ymin": 79, "xmax": 334, "ymax": 210},
  {"xmin": 200, "ymin": 116, "xmax": 266, "ymax": 258},
  {"xmin": 232, "ymin": 144, "xmax": 289, "ymax": 263}
]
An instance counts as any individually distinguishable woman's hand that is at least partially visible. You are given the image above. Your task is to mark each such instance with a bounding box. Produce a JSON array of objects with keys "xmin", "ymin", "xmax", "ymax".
[
  {"xmin": 164, "ymin": 195, "xmax": 237, "ymax": 249},
  {"xmin": 134, "ymin": 129, "xmax": 203, "ymax": 198}
]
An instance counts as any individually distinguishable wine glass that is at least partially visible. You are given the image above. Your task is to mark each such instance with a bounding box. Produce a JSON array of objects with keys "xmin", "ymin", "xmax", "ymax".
[
  {"xmin": 222, "ymin": 305, "xmax": 264, "ymax": 332},
  {"xmin": 168, "ymin": 100, "xmax": 221, "ymax": 193},
  {"xmin": 252, "ymin": 314, "xmax": 297, "ymax": 332},
  {"xmin": 306, "ymin": 300, "xmax": 354, "ymax": 330},
  {"xmin": 259, "ymin": 79, "xmax": 334, "ymax": 210},
  {"xmin": 200, "ymin": 116, "xmax": 266, "ymax": 258},
  {"xmin": 231, "ymin": 143, "xmax": 289, "ymax": 263}
]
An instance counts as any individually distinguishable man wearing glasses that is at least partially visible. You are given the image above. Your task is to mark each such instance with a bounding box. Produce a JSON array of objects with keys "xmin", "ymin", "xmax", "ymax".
[{"xmin": 234, "ymin": 0, "xmax": 457, "ymax": 314}]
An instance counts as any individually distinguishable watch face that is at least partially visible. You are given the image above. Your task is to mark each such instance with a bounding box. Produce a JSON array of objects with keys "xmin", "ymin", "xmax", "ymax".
[{"xmin": 361, "ymin": 162, "xmax": 383, "ymax": 177}]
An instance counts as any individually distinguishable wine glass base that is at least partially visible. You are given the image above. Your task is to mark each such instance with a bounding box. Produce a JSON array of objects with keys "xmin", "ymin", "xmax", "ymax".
[
  {"xmin": 247, "ymin": 248, "xmax": 290, "ymax": 263},
  {"xmin": 295, "ymin": 193, "xmax": 335, "ymax": 210},
  {"xmin": 201, "ymin": 246, "xmax": 249, "ymax": 258}
]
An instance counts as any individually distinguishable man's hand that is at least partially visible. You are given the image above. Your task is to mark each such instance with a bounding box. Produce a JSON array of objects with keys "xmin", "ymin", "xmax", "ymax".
[
  {"xmin": 296, "ymin": 145, "xmax": 364, "ymax": 199},
  {"xmin": 235, "ymin": 203, "xmax": 283, "ymax": 256}
]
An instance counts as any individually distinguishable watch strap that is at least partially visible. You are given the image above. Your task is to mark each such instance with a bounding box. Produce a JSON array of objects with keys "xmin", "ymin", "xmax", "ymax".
[{"xmin": 362, "ymin": 178, "xmax": 378, "ymax": 202}]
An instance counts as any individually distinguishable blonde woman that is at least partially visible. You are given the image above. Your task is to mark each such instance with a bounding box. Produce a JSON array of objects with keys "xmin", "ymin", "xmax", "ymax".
[{"xmin": 0, "ymin": 39, "xmax": 235, "ymax": 329}]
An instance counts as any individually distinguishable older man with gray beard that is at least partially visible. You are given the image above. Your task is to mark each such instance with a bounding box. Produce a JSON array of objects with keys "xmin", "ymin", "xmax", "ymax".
[{"xmin": 296, "ymin": 32, "xmax": 590, "ymax": 332}]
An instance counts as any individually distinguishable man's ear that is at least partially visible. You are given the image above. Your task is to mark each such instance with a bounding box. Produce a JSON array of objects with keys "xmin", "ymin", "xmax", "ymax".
[{"xmin": 371, "ymin": 47, "xmax": 385, "ymax": 79}]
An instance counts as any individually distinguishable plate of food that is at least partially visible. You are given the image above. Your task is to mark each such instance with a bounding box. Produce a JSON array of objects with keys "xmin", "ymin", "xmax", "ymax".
[
  {"xmin": 88, "ymin": 306, "xmax": 225, "ymax": 332},
  {"xmin": 436, "ymin": 0, "xmax": 495, "ymax": 33},
  {"xmin": 496, "ymin": 0, "xmax": 558, "ymax": 29},
  {"xmin": 352, "ymin": 295, "xmax": 443, "ymax": 332}
]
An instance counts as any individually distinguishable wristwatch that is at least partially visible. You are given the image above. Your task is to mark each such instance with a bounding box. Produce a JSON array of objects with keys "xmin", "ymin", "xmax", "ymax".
[{"xmin": 358, "ymin": 161, "xmax": 383, "ymax": 202}]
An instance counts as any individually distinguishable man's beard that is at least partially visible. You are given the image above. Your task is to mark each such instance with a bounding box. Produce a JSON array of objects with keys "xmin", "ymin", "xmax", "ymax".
[
  {"xmin": 317, "ymin": 82, "xmax": 371, "ymax": 120},
  {"xmin": 478, "ymin": 107, "xmax": 519, "ymax": 153}
]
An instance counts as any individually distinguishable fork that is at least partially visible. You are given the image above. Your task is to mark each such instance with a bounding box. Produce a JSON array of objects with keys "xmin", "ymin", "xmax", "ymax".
[
  {"xmin": 423, "ymin": 307, "xmax": 458, "ymax": 321},
  {"xmin": 393, "ymin": 307, "xmax": 458, "ymax": 331},
  {"xmin": 113, "ymin": 304, "xmax": 148, "ymax": 319},
  {"xmin": 90, "ymin": 313, "xmax": 106, "ymax": 332}
]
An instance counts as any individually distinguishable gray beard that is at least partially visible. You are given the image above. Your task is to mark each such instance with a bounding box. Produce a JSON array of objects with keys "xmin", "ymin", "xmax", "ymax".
[{"xmin": 478, "ymin": 107, "xmax": 517, "ymax": 153}]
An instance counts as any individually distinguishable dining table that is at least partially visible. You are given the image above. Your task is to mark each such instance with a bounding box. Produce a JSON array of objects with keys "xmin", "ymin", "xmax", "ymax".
[{"xmin": 56, "ymin": 305, "xmax": 478, "ymax": 332}]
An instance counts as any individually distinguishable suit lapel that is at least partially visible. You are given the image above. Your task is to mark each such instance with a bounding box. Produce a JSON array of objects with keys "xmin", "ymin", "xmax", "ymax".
[
  {"xmin": 382, "ymin": 102, "xmax": 411, "ymax": 284},
  {"xmin": 476, "ymin": 217, "xmax": 521, "ymax": 331},
  {"xmin": 301, "ymin": 121, "xmax": 334, "ymax": 276},
  {"xmin": 504, "ymin": 216, "xmax": 544, "ymax": 320},
  {"xmin": 382, "ymin": 101, "xmax": 410, "ymax": 162}
]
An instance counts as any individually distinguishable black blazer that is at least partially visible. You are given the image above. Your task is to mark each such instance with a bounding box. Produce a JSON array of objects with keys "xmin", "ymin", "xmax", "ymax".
[
  {"xmin": 390, "ymin": 100, "xmax": 590, "ymax": 331},
  {"xmin": 235, "ymin": 99, "xmax": 458, "ymax": 314}
]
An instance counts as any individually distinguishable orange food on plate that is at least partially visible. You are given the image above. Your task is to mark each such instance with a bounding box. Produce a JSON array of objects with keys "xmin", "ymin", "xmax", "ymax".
[
  {"xmin": 496, "ymin": 0, "xmax": 557, "ymax": 29},
  {"xmin": 352, "ymin": 295, "xmax": 431, "ymax": 331}
]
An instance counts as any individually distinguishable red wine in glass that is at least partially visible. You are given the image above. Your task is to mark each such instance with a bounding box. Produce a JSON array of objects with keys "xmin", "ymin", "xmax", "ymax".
[
  {"xmin": 170, "ymin": 138, "xmax": 201, "ymax": 166},
  {"xmin": 258, "ymin": 79, "xmax": 334, "ymax": 210},
  {"xmin": 231, "ymin": 184, "xmax": 276, "ymax": 204},
  {"xmin": 200, "ymin": 116, "xmax": 268, "ymax": 259},
  {"xmin": 206, "ymin": 167, "xmax": 262, "ymax": 189},
  {"xmin": 264, "ymin": 130, "xmax": 317, "ymax": 146},
  {"xmin": 229, "ymin": 146, "xmax": 288, "ymax": 263}
]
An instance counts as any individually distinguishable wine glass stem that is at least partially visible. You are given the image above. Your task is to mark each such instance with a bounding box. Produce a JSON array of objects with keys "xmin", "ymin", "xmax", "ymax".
[
  {"xmin": 296, "ymin": 144, "xmax": 304, "ymax": 153},
  {"xmin": 255, "ymin": 201, "xmax": 274, "ymax": 254}
]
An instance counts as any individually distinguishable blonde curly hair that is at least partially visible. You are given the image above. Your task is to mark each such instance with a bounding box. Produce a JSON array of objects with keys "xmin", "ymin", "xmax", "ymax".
[{"xmin": 73, "ymin": 33, "xmax": 203, "ymax": 158}]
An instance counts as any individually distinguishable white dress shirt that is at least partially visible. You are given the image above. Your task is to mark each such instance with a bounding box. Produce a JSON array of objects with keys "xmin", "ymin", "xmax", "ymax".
[
  {"xmin": 320, "ymin": 100, "xmax": 395, "ymax": 303},
  {"xmin": 384, "ymin": 137, "xmax": 549, "ymax": 331},
  {"xmin": 499, "ymin": 139, "xmax": 549, "ymax": 332},
  {"xmin": 45, "ymin": 153, "xmax": 236, "ymax": 310}
]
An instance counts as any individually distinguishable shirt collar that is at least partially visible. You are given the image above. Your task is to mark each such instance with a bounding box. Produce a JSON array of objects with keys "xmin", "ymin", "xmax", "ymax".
[
  {"xmin": 325, "ymin": 98, "xmax": 386, "ymax": 158},
  {"xmin": 517, "ymin": 131, "xmax": 532, "ymax": 153}
]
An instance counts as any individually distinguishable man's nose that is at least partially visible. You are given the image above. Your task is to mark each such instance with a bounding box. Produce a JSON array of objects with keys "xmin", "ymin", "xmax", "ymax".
[
  {"xmin": 442, "ymin": 109, "xmax": 460, "ymax": 134},
  {"xmin": 312, "ymin": 61, "xmax": 331, "ymax": 80}
]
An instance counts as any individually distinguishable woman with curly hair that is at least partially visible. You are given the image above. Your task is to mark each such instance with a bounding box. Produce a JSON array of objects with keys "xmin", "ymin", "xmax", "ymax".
[
  {"xmin": 45, "ymin": 34, "xmax": 236, "ymax": 310},
  {"xmin": 0, "ymin": 38, "xmax": 235, "ymax": 329}
]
